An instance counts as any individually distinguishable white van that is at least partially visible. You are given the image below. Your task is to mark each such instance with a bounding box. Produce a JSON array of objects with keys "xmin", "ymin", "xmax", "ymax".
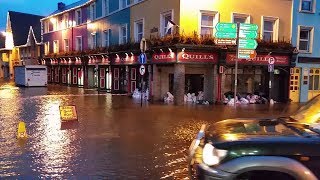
[{"xmin": 14, "ymin": 65, "xmax": 48, "ymax": 87}]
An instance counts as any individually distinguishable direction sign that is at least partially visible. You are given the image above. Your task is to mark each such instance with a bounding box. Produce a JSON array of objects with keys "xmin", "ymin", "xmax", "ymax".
[
  {"xmin": 215, "ymin": 32, "xmax": 237, "ymax": 39},
  {"xmin": 239, "ymin": 39, "xmax": 258, "ymax": 49},
  {"xmin": 240, "ymin": 23, "xmax": 258, "ymax": 31},
  {"xmin": 238, "ymin": 49, "xmax": 257, "ymax": 59},
  {"xmin": 215, "ymin": 23, "xmax": 237, "ymax": 33},
  {"xmin": 139, "ymin": 53, "xmax": 146, "ymax": 64},
  {"xmin": 139, "ymin": 65, "xmax": 146, "ymax": 76},
  {"xmin": 268, "ymin": 64, "xmax": 274, "ymax": 72},
  {"xmin": 215, "ymin": 39, "xmax": 237, "ymax": 45},
  {"xmin": 239, "ymin": 29, "xmax": 258, "ymax": 39}
]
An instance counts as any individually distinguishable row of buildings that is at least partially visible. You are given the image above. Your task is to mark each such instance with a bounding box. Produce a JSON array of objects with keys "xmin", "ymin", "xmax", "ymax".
[{"xmin": 0, "ymin": 0, "xmax": 319, "ymax": 104}]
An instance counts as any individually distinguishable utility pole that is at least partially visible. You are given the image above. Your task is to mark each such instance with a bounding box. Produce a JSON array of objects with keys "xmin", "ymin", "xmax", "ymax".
[{"xmin": 234, "ymin": 22, "xmax": 240, "ymax": 107}]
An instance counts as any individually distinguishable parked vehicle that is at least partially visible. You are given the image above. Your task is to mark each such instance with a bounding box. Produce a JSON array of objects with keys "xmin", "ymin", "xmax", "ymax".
[
  {"xmin": 14, "ymin": 65, "xmax": 47, "ymax": 87},
  {"xmin": 290, "ymin": 94, "xmax": 320, "ymax": 125},
  {"xmin": 188, "ymin": 118, "xmax": 320, "ymax": 179}
]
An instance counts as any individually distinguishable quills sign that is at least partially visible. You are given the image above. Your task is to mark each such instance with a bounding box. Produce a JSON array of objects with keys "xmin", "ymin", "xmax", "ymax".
[
  {"xmin": 152, "ymin": 52, "xmax": 176, "ymax": 63},
  {"xmin": 178, "ymin": 52, "xmax": 218, "ymax": 63},
  {"xmin": 226, "ymin": 54, "xmax": 289, "ymax": 65}
]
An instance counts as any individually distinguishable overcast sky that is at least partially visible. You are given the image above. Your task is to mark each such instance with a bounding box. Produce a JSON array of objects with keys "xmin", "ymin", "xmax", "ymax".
[{"xmin": 0, "ymin": 0, "xmax": 79, "ymax": 32}]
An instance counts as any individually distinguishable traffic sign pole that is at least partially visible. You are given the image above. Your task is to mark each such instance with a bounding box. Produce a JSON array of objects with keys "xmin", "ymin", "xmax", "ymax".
[
  {"xmin": 234, "ymin": 22, "xmax": 240, "ymax": 107},
  {"xmin": 140, "ymin": 39, "xmax": 147, "ymax": 107}
]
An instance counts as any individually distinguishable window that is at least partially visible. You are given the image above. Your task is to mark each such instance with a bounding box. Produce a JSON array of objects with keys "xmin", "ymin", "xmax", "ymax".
[
  {"xmin": 75, "ymin": 9, "xmax": 82, "ymax": 25},
  {"xmin": 309, "ymin": 68, "xmax": 320, "ymax": 90},
  {"xmin": 44, "ymin": 21, "xmax": 50, "ymax": 33},
  {"xmin": 298, "ymin": 26, "xmax": 313, "ymax": 52},
  {"xmin": 44, "ymin": 42, "xmax": 50, "ymax": 55},
  {"xmin": 120, "ymin": 0, "xmax": 127, "ymax": 9},
  {"xmin": 103, "ymin": 0, "xmax": 109, "ymax": 16},
  {"xmin": 301, "ymin": 0, "xmax": 314, "ymax": 12},
  {"xmin": 64, "ymin": 39, "xmax": 69, "ymax": 52},
  {"xmin": 119, "ymin": 24, "xmax": 128, "ymax": 44},
  {"xmin": 262, "ymin": 17, "xmax": 279, "ymax": 42},
  {"xmin": 161, "ymin": 10, "xmax": 173, "ymax": 36},
  {"xmin": 135, "ymin": 19, "xmax": 144, "ymax": 42},
  {"xmin": 63, "ymin": 14, "xmax": 69, "ymax": 28},
  {"xmin": 90, "ymin": 3, "xmax": 96, "ymax": 20},
  {"xmin": 53, "ymin": 40, "xmax": 59, "ymax": 53},
  {"xmin": 232, "ymin": 13, "xmax": 250, "ymax": 23},
  {"xmin": 91, "ymin": 33, "xmax": 97, "ymax": 49},
  {"xmin": 200, "ymin": 11, "xmax": 218, "ymax": 36},
  {"xmin": 76, "ymin": 36, "xmax": 82, "ymax": 51},
  {"xmin": 103, "ymin": 29, "xmax": 110, "ymax": 47}
]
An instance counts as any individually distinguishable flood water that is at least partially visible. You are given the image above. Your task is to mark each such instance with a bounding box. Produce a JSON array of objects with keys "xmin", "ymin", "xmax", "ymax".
[{"xmin": 0, "ymin": 81, "xmax": 301, "ymax": 179}]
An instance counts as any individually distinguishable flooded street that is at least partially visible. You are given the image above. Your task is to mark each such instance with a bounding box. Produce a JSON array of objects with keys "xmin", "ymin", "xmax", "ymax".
[{"xmin": 0, "ymin": 81, "xmax": 301, "ymax": 179}]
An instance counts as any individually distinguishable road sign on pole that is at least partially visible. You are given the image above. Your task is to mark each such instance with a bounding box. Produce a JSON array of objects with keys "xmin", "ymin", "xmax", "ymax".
[
  {"xmin": 239, "ymin": 23, "xmax": 258, "ymax": 31},
  {"xmin": 215, "ymin": 32, "xmax": 237, "ymax": 39},
  {"xmin": 268, "ymin": 57, "xmax": 275, "ymax": 65},
  {"xmin": 238, "ymin": 39, "xmax": 258, "ymax": 49},
  {"xmin": 215, "ymin": 23, "xmax": 237, "ymax": 33},
  {"xmin": 214, "ymin": 39, "xmax": 237, "ymax": 45},
  {"xmin": 139, "ymin": 53, "xmax": 146, "ymax": 64},
  {"xmin": 139, "ymin": 65, "xmax": 146, "ymax": 76},
  {"xmin": 239, "ymin": 29, "xmax": 258, "ymax": 39},
  {"xmin": 268, "ymin": 64, "xmax": 274, "ymax": 72}
]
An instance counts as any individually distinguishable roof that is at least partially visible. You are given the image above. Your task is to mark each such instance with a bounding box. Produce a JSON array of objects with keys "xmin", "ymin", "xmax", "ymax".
[
  {"xmin": 8, "ymin": 11, "xmax": 44, "ymax": 46},
  {"xmin": 49, "ymin": 0, "xmax": 89, "ymax": 16}
]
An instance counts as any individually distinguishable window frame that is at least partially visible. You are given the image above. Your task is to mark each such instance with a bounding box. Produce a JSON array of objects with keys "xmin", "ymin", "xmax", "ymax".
[
  {"xmin": 300, "ymin": 0, "xmax": 315, "ymax": 13},
  {"xmin": 119, "ymin": 0, "xmax": 127, "ymax": 9},
  {"xmin": 64, "ymin": 39, "xmax": 69, "ymax": 52},
  {"xmin": 91, "ymin": 32, "xmax": 97, "ymax": 49},
  {"xmin": 261, "ymin": 16, "xmax": 279, "ymax": 42},
  {"xmin": 103, "ymin": 29, "xmax": 110, "ymax": 47},
  {"xmin": 102, "ymin": 0, "xmax": 109, "ymax": 16},
  {"xmin": 53, "ymin": 40, "xmax": 59, "ymax": 53},
  {"xmin": 160, "ymin": 10, "xmax": 174, "ymax": 37},
  {"xmin": 45, "ymin": 42, "xmax": 50, "ymax": 55},
  {"xmin": 297, "ymin": 25, "xmax": 314, "ymax": 53},
  {"xmin": 90, "ymin": 3, "xmax": 96, "ymax": 21},
  {"xmin": 199, "ymin": 10, "xmax": 219, "ymax": 37},
  {"xmin": 134, "ymin": 19, "xmax": 144, "ymax": 42},
  {"xmin": 75, "ymin": 36, "xmax": 83, "ymax": 51},
  {"xmin": 75, "ymin": 9, "xmax": 82, "ymax": 25},
  {"xmin": 232, "ymin": 12, "xmax": 251, "ymax": 24},
  {"xmin": 119, "ymin": 24, "xmax": 128, "ymax": 44},
  {"xmin": 63, "ymin": 13, "xmax": 69, "ymax": 29}
]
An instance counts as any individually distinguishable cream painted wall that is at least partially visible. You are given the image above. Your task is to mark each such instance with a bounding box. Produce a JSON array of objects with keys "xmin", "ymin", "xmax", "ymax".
[
  {"xmin": 130, "ymin": 0, "xmax": 180, "ymax": 40},
  {"xmin": 180, "ymin": 0, "xmax": 292, "ymax": 41}
]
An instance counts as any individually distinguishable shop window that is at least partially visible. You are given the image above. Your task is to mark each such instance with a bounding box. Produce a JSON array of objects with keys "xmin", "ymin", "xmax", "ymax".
[
  {"xmin": 298, "ymin": 26, "xmax": 313, "ymax": 52},
  {"xmin": 201, "ymin": 11, "xmax": 218, "ymax": 36},
  {"xmin": 300, "ymin": 0, "xmax": 314, "ymax": 12},
  {"xmin": 161, "ymin": 10, "xmax": 173, "ymax": 36},
  {"xmin": 262, "ymin": 16, "xmax": 279, "ymax": 42},
  {"xmin": 232, "ymin": 13, "xmax": 250, "ymax": 23}
]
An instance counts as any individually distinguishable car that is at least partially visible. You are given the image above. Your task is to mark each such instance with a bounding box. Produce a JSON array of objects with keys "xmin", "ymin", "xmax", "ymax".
[
  {"xmin": 290, "ymin": 94, "xmax": 320, "ymax": 125},
  {"xmin": 188, "ymin": 118, "xmax": 320, "ymax": 180}
]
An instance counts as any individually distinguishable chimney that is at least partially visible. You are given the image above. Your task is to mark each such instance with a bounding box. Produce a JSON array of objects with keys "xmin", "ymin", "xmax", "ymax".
[{"xmin": 58, "ymin": 2, "xmax": 66, "ymax": 10}]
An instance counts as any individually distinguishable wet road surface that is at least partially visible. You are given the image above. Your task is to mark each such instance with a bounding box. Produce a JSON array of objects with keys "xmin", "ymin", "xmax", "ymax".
[{"xmin": 0, "ymin": 81, "xmax": 301, "ymax": 179}]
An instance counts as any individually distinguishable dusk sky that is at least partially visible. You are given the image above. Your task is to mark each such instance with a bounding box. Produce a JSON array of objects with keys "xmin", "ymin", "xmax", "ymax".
[{"xmin": 0, "ymin": 0, "xmax": 79, "ymax": 32}]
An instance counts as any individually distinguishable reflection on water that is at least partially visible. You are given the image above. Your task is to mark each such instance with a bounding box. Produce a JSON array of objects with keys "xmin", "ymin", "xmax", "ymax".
[{"xmin": 0, "ymin": 83, "xmax": 300, "ymax": 179}]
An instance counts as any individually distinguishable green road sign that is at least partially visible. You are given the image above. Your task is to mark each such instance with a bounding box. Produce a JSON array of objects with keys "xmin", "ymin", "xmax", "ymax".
[
  {"xmin": 239, "ymin": 29, "xmax": 258, "ymax": 39},
  {"xmin": 239, "ymin": 23, "xmax": 258, "ymax": 31},
  {"xmin": 239, "ymin": 39, "xmax": 258, "ymax": 49},
  {"xmin": 215, "ymin": 23, "xmax": 237, "ymax": 33},
  {"xmin": 215, "ymin": 32, "xmax": 237, "ymax": 39}
]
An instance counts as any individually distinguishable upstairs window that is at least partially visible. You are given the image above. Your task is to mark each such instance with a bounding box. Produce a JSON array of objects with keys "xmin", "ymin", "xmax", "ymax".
[
  {"xmin": 135, "ymin": 19, "xmax": 144, "ymax": 42},
  {"xmin": 232, "ymin": 13, "xmax": 250, "ymax": 24},
  {"xmin": 119, "ymin": 24, "xmax": 128, "ymax": 44},
  {"xmin": 262, "ymin": 16, "xmax": 279, "ymax": 42},
  {"xmin": 103, "ymin": 0, "xmax": 109, "ymax": 16},
  {"xmin": 161, "ymin": 10, "xmax": 173, "ymax": 36},
  {"xmin": 298, "ymin": 26, "xmax": 313, "ymax": 52},
  {"xmin": 200, "ymin": 11, "xmax": 218, "ymax": 36},
  {"xmin": 90, "ymin": 3, "xmax": 96, "ymax": 20},
  {"xmin": 91, "ymin": 33, "xmax": 97, "ymax": 49},
  {"xmin": 76, "ymin": 36, "xmax": 83, "ymax": 51},
  {"xmin": 103, "ymin": 29, "xmax": 110, "ymax": 47},
  {"xmin": 44, "ymin": 42, "xmax": 50, "ymax": 55},
  {"xmin": 301, "ymin": 0, "xmax": 314, "ymax": 12},
  {"xmin": 64, "ymin": 39, "xmax": 69, "ymax": 52},
  {"xmin": 53, "ymin": 40, "xmax": 59, "ymax": 53},
  {"xmin": 120, "ymin": 0, "xmax": 127, "ymax": 9},
  {"xmin": 76, "ymin": 9, "xmax": 82, "ymax": 25}
]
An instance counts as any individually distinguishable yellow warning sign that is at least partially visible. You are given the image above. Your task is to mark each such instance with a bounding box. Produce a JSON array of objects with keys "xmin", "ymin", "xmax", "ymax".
[
  {"xmin": 59, "ymin": 106, "xmax": 78, "ymax": 121},
  {"xmin": 17, "ymin": 121, "xmax": 28, "ymax": 139}
]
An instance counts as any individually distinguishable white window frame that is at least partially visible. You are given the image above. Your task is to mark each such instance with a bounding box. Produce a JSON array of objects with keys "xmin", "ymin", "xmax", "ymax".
[
  {"xmin": 53, "ymin": 40, "xmax": 59, "ymax": 53},
  {"xmin": 76, "ymin": 36, "xmax": 83, "ymax": 51},
  {"xmin": 103, "ymin": 0, "xmax": 109, "ymax": 16},
  {"xmin": 90, "ymin": 3, "xmax": 96, "ymax": 20},
  {"xmin": 300, "ymin": 0, "xmax": 316, "ymax": 13},
  {"xmin": 91, "ymin": 32, "xmax": 97, "ymax": 49},
  {"xmin": 64, "ymin": 39, "xmax": 69, "ymax": 52},
  {"xmin": 261, "ymin": 16, "xmax": 279, "ymax": 42},
  {"xmin": 232, "ymin": 13, "xmax": 251, "ymax": 23},
  {"xmin": 63, "ymin": 13, "xmax": 69, "ymax": 29},
  {"xmin": 199, "ymin": 10, "xmax": 219, "ymax": 37},
  {"xmin": 45, "ymin": 42, "xmax": 50, "ymax": 55},
  {"xmin": 134, "ymin": 19, "xmax": 144, "ymax": 42},
  {"xmin": 75, "ymin": 9, "xmax": 82, "ymax": 25},
  {"xmin": 160, "ymin": 10, "xmax": 174, "ymax": 37},
  {"xmin": 297, "ymin": 26, "xmax": 314, "ymax": 53},
  {"xmin": 103, "ymin": 29, "xmax": 110, "ymax": 47},
  {"xmin": 119, "ymin": 24, "xmax": 128, "ymax": 44},
  {"xmin": 44, "ymin": 21, "xmax": 50, "ymax": 33},
  {"xmin": 119, "ymin": 0, "xmax": 127, "ymax": 9}
]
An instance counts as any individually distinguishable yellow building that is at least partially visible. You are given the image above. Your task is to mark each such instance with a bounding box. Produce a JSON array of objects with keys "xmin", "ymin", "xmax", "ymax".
[{"xmin": 130, "ymin": 0, "xmax": 294, "ymax": 104}]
